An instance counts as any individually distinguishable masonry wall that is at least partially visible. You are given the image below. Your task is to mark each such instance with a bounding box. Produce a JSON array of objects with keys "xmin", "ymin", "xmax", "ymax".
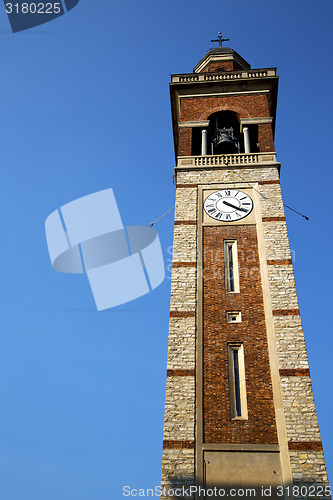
[
  {"xmin": 160, "ymin": 184, "xmax": 197, "ymax": 499},
  {"xmin": 161, "ymin": 163, "xmax": 329, "ymax": 498},
  {"xmin": 177, "ymin": 93, "xmax": 275, "ymax": 155},
  {"xmin": 203, "ymin": 224, "xmax": 278, "ymax": 444},
  {"xmin": 200, "ymin": 60, "xmax": 244, "ymax": 72}
]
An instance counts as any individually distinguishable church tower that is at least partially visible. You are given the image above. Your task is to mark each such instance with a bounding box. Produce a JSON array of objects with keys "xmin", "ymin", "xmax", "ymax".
[{"xmin": 161, "ymin": 37, "xmax": 330, "ymax": 499}]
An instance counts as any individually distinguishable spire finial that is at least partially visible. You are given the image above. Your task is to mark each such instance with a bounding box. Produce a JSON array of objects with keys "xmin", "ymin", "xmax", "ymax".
[{"xmin": 211, "ymin": 32, "xmax": 230, "ymax": 48}]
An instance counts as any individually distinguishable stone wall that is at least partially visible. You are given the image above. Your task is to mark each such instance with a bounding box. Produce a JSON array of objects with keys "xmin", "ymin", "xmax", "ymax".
[
  {"xmin": 163, "ymin": 376, "xmax": 195, "ymax": 441},
  {"xmin": 258, "ymin": 174, "xmax": 329, "ymax": 491},
  {"xmin": 274, "ymin": 316, "xmax": 309, "ymax": 370},
  {"xmin": 175, "ymin": 165, "xmax": 280, "ymax": 187},
  {"xmin": 160, "ymin": 184, "xmax": 198, "ymax": 497},
  {"xmin": 262, "ymin": 221, "xmax": 292, "ymax": 261},
  {"xmin": 160, "ymin": 449, "xmax": 195, "ymax": 500},
  {"xmin": 280, "ymin": 376, "xmax": 321, "ymax": 442},
  {"xmin": 172, "ymin": 225, "xmax": 197, "ymax": 262},
  {"xmin": 174, "ymin": 186, "xmax": 197, "ymax": 221},
  {"xmin": 166, "ymin": 317, "xmax": 195, "ymax": 370},
  {"xmin": 290, "ymin": 450, "xmax": 330, "ymax": 487},
  {"xmin": 169, "ymin": 267, "xmax": 196, "ymax": 311},
  {"xmin": 267, "ymin": 264, "xmax": 299, "ymax": 310}
]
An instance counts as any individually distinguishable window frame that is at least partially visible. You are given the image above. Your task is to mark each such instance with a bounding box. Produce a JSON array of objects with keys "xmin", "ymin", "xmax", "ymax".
[
  {"xmin": 228, "ymin": 343, "xmax": 248, "ymax": 420},
  {"xmin": 226, "ymin": 311, "xmax": 242, "ymax": 323},
  {"xmin": 224, "ymin": 240, "xmax": 240, "ymax": 293}
]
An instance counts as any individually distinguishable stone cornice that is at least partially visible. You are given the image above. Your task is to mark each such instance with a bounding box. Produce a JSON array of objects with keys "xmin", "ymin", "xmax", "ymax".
[
  {"xmin": 171, "ymin": 68, "xmax": 277, "ymax": 85},
  {"xmin": 178, "ymin": 120, "xmax": 210, "ymax": 128}
]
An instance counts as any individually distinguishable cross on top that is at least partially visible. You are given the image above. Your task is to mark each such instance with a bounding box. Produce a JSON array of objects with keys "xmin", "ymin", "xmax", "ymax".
[{"xmin": 211, "ymin": 32, "xmax": 230, "ymax": 48}]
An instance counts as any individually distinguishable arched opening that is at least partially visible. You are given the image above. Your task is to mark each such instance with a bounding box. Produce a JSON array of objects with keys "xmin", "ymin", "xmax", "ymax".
[
  {"xmin": 190, "ymin": 110, "xmax": 259, "ymax": 156},
  {"xmin": 207, "ymin": 111, "xmax": 241, "ymax": 155}
]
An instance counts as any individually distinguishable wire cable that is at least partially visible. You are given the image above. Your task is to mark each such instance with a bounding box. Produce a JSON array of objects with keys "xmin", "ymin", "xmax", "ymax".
[
  {"xmin": 230, "ymin": 168, "xmax": 309, "ymax": 221},
  {"xmin": 150, "ymin": 167, "xmax": 309, "ymax": 227},
  {"xmin": 150, "ymin": 206, "xmax": 175, "ymax": 227}
]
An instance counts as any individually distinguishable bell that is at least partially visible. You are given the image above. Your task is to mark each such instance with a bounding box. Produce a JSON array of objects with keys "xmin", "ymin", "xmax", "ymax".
[
  {"xmin": 213, "ymin": 126, "xmax": 239, "ymax": 154},
  {"xmin": 215, "ymin": 129, "xmax": 236, "ymax": 146}
]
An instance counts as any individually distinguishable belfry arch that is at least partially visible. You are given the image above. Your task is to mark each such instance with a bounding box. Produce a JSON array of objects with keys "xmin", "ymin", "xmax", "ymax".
[
  {"xmin": 207, "ymin": 110, "xmax": 240, "ymax": 155},
  {"xmin": 191, "ymin": 110, "xmax": 259, "ymax": 156}
]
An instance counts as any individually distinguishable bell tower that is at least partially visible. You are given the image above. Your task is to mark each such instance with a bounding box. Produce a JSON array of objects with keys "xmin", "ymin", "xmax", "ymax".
[{"xmin": 161, "ymin": 38, "xmax": 330, "ymax": 499}]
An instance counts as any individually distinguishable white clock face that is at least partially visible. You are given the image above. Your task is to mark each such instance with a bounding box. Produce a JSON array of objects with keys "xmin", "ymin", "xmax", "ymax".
[{"xmin": 204, "ymin": 189, "xmax": 253, "ymax": 221}]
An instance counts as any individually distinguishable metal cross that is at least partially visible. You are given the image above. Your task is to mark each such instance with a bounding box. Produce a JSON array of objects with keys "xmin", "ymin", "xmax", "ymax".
[{"xmin": 211, "ymin": 32, "xmax": 230, "ymax": 48}]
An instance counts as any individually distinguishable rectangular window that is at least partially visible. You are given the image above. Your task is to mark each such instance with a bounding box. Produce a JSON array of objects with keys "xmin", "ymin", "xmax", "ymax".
[
  {"xmin": 228, "ymin": 343, "xmax": 248, "ymax": 419},
  {"xmin": 224, "ymin": 240, "xmax": 239, "ymax": 292}
]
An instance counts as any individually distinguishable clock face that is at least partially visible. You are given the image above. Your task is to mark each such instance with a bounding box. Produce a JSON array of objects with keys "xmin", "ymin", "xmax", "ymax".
[{"xmin": 204, "ymin": 189, "xmax": 253, "ymax": 222}]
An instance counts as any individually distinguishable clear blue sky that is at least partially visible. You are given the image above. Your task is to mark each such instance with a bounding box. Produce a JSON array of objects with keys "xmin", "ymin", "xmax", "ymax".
[{"xmin": 0, "ymin": 0, "xmax": 332, "ymax": 498}]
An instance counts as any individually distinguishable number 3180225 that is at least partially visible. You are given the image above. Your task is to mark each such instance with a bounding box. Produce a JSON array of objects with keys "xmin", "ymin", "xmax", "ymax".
[{"xmin": 5, "ymin": 3, "xmax": 62, "ymax": 14}]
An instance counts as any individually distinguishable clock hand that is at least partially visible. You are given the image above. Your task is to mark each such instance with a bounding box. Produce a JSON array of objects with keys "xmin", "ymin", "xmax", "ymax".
[{"xmin": 222, "ymin": 200, "xmax": 248, "ymax": 213}]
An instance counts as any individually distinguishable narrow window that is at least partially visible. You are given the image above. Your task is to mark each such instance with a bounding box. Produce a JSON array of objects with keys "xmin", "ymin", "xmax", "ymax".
[
  {"xmin": 224, "ymin": 240, "xmax": 239, "ymax": 293},
  {"xmin": 228, "ymin": 343, "xmax": 248, "ymax": 419}
]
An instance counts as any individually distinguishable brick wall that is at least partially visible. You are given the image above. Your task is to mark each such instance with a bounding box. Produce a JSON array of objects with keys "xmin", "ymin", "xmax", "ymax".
[
  {"xmin": 258, "ymin": 123, "xmax": 275, "ymax": 152},
  {"xmin": 200, "ymin": 60, "xmax": 244, "ymax": 72},
  {"xmin": 178, "ymin": 128, "xmax": 192, "ymax": 156},
  {"xmin": 203, "ymin": 225, "xmax": 278, "ymax": 444},
  {"xmin": 177, "ymin": 94, "xmax": 275, "ymax": 156}
]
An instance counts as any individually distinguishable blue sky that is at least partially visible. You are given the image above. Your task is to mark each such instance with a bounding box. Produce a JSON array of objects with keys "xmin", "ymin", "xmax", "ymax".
[{"xmin": 0, "ymin": 0, "xmax": 332, "ymax": 498}]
